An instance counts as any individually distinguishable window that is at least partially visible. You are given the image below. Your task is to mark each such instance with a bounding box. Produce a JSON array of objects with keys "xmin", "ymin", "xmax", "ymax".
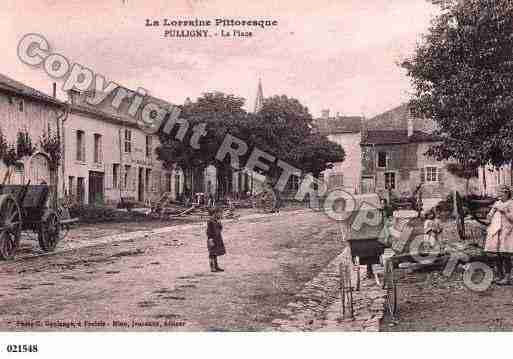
[
  {"xmin": 76, "ymin": 130, "xmax": 85, "ymax": 161},
  {"xmin": 145, "ymin": 135, "xmax": 152, "ymax": 158},
  {"xmin": 112, "ymin": 164, "xmax": 120, "ymax": 189},
  {"xmin": 153, "ymin": 171, "xmax": 161, "ymax": 192},
  {"xmin": 14, "ymin": 164, "xmax": 25, "ymax": 185},
  {"xmin": 18, "ymin": 99, "xmax": 24, "ymax": 112},
  {"xmin": 385, "ymin": 172, "xmax": 396, "ymax": 190},
  {"xmin": 93, "ymin": 134, "xmax": 102, "ymax": 163},
  {"xmin": 287, "ymin": 175, "xmax": 300, "ymax": 191},
  {"xmin": 361, "ymin": 176, "xmax": 375, "ymax": 194},
  {"xmin": 425, "ymin": 166, "xmax": 439, "ymax": 183},
  {"xmin": 124, "ymin": 129, "xmax": 132, "ymax": 153},
  {"xmin": 328, "ymin": 173, "xmax": 344, "ymax": 188},
  {"xmin": 378, "ymin": 152, "xmax": 388, "ymax": 168},
  {"xmin": 124, "ymin": 165, "xmax": 131, "ymax": 190},
  {"xmin": 68, "ymin": 176, "xmax": 75, "ymax": 196}
]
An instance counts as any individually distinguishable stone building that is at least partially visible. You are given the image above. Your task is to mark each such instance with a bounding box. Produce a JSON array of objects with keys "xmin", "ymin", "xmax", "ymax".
[
  {"xmin": 313, "ymin": 110, "xmax": 364, "ymax": 194},
  {"xmin": 361, "ymin": 104, "xmax": 477, "ymax": 198},
  {"xmin": 64, "ymin": 89, "xmax": 183, "ymax": 205},
  {"xmin": 0, "ymin": 73, "xmax": 64, "ymax": 187}
]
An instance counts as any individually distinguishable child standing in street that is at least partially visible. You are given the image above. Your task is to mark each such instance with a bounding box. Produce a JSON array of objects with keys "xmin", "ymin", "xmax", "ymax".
[
  {"xmin": 380, "ymin": 198, "xmax": 394, "ymax": 246},
  {"xmin": 424, "ymin": 209, "xmax": 443, "ymax": 247},
  {"xmin": 207, "ymin": 207, "xmax": 226, "ymax": 273}
]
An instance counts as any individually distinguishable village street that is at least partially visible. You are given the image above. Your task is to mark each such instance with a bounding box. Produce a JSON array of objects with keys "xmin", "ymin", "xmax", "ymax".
[{"xmin": 0, "ymin": 210, "xmax": 344, "ymax": 331}]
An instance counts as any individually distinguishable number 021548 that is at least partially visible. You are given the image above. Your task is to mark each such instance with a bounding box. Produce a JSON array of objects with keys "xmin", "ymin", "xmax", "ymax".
[{"xmin": 6, "ymin": 344, "xmax": 38, "ymax": 353}]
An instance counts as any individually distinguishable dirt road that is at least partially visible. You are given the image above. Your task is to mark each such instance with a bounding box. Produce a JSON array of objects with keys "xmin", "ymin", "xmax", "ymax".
[{"xmin": 0, "ymin": 210, "xmax": 344, "ymax": 331}]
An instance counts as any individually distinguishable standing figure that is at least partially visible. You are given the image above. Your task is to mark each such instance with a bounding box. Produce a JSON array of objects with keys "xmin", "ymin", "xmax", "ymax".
[
  {"xmin": 207, "ymin": 207, "xmax": 226, "ymax": 272},
  {"xmin": 380, "ymin": 198, "xmax": 394, "ymax": 246},
  {"xmin": 424, "ymin": 209, "xmax": 443, "ymax": 249},
  {"xmin": 485, "ymin": 185, "xmax": 513, "ymax": 285}
]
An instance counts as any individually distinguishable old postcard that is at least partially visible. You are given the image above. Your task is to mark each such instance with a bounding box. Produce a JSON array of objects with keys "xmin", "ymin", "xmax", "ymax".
[{"xmin": 1, "ymin": 0, "xmax": 513, "ymax": 356}]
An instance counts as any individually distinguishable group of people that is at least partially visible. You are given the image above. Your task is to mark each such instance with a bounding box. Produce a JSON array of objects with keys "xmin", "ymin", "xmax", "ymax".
[
  {"xmin": 380, "ymin": 186, "xmax": 513, "ymax": 286},
  {"xmin": 206, "ymin": 186, "xmax": 513, "ymax": 284}
]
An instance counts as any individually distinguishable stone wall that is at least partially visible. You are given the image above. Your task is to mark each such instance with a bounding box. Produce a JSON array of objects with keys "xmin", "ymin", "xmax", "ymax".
[{"xmin": 323, "ymin": 132, "xmax": 362, "ymax": 193}]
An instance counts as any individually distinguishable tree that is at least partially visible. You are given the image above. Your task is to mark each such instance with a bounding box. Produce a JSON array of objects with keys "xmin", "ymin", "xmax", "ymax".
[
  {"xmin": 402, "ymin": 0, "xmax": 513, "ymax": 169},
  {"xmin": 156, "ymin": 93, "xmax": 345, "ymax": 197},
  {"xmin": 242, "ymin": 95, "xmax": 344, "ymax": 182},
  {"xmin": 156, "ymin": 92, "xmax": 248, "ymax": 196},
  {"xmin": 0, "ymin": 128, "xmax": 36, "ymax": 185}
]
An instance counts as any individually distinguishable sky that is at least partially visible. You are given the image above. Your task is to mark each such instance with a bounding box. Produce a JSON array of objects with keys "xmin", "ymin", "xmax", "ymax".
[{"xmin": 1, "ymin": 0, "xmax": 439, "ymax": 118}]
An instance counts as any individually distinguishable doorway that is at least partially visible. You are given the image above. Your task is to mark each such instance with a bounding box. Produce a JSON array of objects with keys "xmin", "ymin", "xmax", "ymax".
[
  {"xmin": 88, "ymin": 171, "xmax": 104, "ymax": 205},
  {"xmin": 138, "ymin": 167, "xmax": 144, "ymax": 202}
]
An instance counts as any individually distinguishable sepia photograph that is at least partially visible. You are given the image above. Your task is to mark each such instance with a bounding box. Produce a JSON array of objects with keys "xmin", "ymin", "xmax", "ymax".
[{"xmin": 1, "ymin": 0, "xmax": 513, "ymax": 356}]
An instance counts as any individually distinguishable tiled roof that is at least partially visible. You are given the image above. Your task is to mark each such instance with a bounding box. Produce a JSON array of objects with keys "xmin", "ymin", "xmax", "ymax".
[
  {"xmin": 361, "ymin": 130, "xmax": 441, "ymax": 145},
  {"xmin": 409, "ymin": 130, "xmax": 441, "ymax": 143},
  {"xmin": 362, "ymin": 103, "xmax": 440, "ymax": 144},
  {"xmin": 68, "ymin": 88, "xmax": 177, "ymax": 129},
  {"xmin": 361, "ymin": 130, "xmax": 409, "ymax": 145},
  {"xmin": 313, "ymin": 116, "xmax": 363, "ymax": 135},
  {"xmin": 70, "ymin": 103, "xmax": 140, "ymax": 129},
  {"xmin": 365, "ymin": 104, "xmax": 410, "ymax": 131},
  {"xmin": 0, "ymin": 73, "xmax": 64, "ymax": 106}
]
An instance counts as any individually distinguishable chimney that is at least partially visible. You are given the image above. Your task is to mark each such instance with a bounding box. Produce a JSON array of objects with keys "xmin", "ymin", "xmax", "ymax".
[
  {"xmin": 407, "ymin": 117, "xmax": 414, "ymax": 137},
  {"xmin": 52, "ymin": 82, "xmax": 57, "ymax": 98},
  {"xmin": 321, "ymin": 109, "xmax": 330, "ymax": 120}
]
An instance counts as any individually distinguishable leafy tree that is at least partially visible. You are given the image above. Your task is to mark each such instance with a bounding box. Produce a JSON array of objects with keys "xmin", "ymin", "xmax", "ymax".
[
  {"xmin": 156, "ymin": 92, "xmax": 248, "ymax": 195},
  {"xmin": 156, "ymin": 92, "xmax": 345, "ymax": 196},
  {"xmin": 241, "ymin": 95, "xmax": 344, "ymax": 181},
  {"xmin": 402, "ymin": 0, "xmax": 513, "ymax": 169}
]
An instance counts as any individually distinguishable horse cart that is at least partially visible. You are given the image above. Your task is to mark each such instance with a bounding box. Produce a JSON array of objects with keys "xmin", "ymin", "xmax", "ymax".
[
  {"xmin": 340, "ymin": 190, "xmax": 496, "ymax": 322},
  {"xmin": 339, "ymin": 193, "xmax": 422, "ymax": 320},
  {"xmin": 0, "ymin": 183, "xmax": 77, "ymax": 260}
]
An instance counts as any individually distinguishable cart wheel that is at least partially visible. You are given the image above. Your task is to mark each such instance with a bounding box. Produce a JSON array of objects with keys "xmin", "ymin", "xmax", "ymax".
[
  {"xmin": 0, "ymin": 194, "xmax": 21, "ymax": 260},
  {"xmin": 339, "ymin": 262, "xmax": 354, "ymax": 320},
  {"xmin": 38, "ymin": 211, "xmax": 60, "ymax": 252},
  {"xmin": 384, "ymin": 259, "xmax": 397, "ymax": 318}
]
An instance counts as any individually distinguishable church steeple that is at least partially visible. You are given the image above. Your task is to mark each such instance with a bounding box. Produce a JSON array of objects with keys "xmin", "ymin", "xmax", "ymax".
[{"xmin": 254, "ymin": 78, "xmax": 263, "ymax": 113}]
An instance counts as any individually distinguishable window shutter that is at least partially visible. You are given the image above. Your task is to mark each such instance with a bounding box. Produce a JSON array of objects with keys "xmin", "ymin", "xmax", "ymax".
[
  {"xmin": 153, "ymin": 171, "xmax": 159, "ymax": 192},
  {"xmin": 82, "ymin": 134, "xmax": 86, "ymax": 162},
  {"xmin": 438, "ymin": 167, "xmax": 444, "ymax": 186},
  {"xmin": 120, "ymin": 166, "xmax": 125, "ymax": 190},
  {"xmin": 105, "ymin": 165, "xmax": 112, "ymax": 190},
  {"xmin": 389, "ymin": 151, "xmax": 397, "ymax": 169},
  {"xmin": 420, "ymin": 167, "xmax": 425, "ymax": 183},
  {"xmin": 99, "ymin": 136, "xmax": 103, "ymax": 163}
]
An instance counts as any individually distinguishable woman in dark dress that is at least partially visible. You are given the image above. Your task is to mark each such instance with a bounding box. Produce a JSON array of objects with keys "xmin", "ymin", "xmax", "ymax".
[{"xmin": 207, "ymin": 207, "xmax": 226, "ymax": 272}]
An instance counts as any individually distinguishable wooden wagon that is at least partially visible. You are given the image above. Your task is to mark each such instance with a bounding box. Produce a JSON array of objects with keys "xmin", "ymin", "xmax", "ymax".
[
  {"xmin": 453, "ymin": 190, "xmax": 493, "ymax": 241},
  {"xmin": 339, "ymin": 194, "xmax": 419, "ymax": 320},
  {"xmin": 0, "ymin": 183, "xmax": 77, "ymax": 260},
  {"xmin": 340, "ymin": 189, "xmax": 497, "ymax": 322}
]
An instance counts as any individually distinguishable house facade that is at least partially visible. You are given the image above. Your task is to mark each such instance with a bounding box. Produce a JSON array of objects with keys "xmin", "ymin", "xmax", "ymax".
[
  {"xmin": 64, "ymin": 89, "xmax": 184, "ymax": 205},
  {"xmin": 0, "ymin": 74, "xmax": 64, "ymax": 187},
  {"xmin": 314, "ymin": 110, "xmax": 364, "ymax": 194},
  {"xmin": 361, "ymin": 104, "xmax": 477, "ymax": 199}
]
